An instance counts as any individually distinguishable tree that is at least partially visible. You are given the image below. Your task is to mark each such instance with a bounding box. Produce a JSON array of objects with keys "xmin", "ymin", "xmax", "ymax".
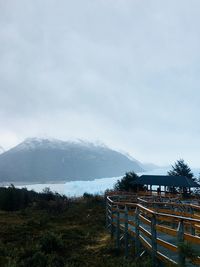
[
  {"xmin": 168, "ymin": 159, "xmax": 194, "ymax": 194},
  {"xmin": 168, "ymin": 159, "xmax": 194, "ymax": 179},
  {"xmin": 114, "ymin": 171, "xmax": 143, "ymax": 192}
]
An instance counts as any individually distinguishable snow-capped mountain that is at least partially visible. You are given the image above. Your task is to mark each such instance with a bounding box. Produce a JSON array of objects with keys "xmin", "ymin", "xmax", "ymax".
[
  {"xmin": 0, "ymin": 146, "xmax": 5, "ymax": 155},
  {"xmin": 11, "ymin": 138, "xmax": 109, "ymax": 152},
  {"xmin": 0, "ymin": 137, "xmax": 144, "ymax": 183}
]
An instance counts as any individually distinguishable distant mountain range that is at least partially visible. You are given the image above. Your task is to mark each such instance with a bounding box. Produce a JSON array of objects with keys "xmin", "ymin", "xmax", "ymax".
[{"xmin": 0, "ymin": 138, "xmax": 158, "ymax": 183}]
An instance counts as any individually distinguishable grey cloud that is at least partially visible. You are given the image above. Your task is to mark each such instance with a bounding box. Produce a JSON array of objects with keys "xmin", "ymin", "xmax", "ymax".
[{"xmin": 1, "ymin": 0, "xmax": 200, "ymax": 166}]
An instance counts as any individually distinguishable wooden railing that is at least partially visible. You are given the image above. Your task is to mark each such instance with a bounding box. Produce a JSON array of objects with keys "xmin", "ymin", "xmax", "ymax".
[{"xmin": 106, "ymin": 193, "xmax": 200, "ymax": 266}]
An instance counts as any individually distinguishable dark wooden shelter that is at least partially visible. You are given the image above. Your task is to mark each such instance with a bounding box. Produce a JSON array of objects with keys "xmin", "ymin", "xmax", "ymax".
[{"xmin": 135, "ymin": 175, "xmax": 200, "ymax": 193}]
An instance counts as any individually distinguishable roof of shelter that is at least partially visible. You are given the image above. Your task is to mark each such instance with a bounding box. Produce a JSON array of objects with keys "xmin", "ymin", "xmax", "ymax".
[{"xmin": 135, "ymin": 175, "xmax": 200, "ymax": 188}]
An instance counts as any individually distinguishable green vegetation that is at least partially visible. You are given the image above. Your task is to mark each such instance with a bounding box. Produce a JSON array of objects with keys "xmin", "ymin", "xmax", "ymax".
[
  {"xmin": 168, "ymin": 159, "xmax": 196, "ymax": 195},
  {"xmin": 168, "ymin": 159, "xmax": 194, "ymax": 180},
  {"xmin": 0, "ymin": 187, "xmax": 151, "ymax": 267},
  {"xmin": 178, "ymin": 241, "xmax": 200, "ymax": 264},
  {"xmin": 114, "ymin": 172, "xmax": 144, "ymax": 192}
]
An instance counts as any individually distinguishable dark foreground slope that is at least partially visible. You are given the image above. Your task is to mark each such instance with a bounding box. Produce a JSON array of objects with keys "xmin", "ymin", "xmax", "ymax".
[
  {"xmin": 0, "ymin": 187, "xmax": 151, "ymax": 267},
  {"xmin": 0, "ymin": 138, "xmax": 144, "ymax": 183}
]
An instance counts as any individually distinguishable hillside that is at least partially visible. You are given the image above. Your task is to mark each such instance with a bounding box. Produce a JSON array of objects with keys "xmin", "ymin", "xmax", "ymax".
[{"xmin": 0, "ymin": 138, "xmax": 144, "ymax": 183}]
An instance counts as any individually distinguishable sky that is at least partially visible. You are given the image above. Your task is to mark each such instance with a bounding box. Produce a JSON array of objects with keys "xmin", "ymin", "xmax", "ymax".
[{"xmin": 1, "ymin": 0, "xmax": 200, "ymax": 167}]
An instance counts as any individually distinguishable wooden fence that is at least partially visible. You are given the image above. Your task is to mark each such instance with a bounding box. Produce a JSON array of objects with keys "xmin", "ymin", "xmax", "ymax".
[{"xmin": 106, "ymin": 193, "xmax": 200, "ymax": 266}]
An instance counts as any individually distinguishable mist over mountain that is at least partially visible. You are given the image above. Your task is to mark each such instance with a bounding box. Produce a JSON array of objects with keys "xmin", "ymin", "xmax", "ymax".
[
  {"xmin": 0, "ymin": 138, "xmax": 145, "ymax": 183},
  {"xmin": 0, "ymin": 146, "xmax": 4, "ymax": 155},
  {"xmin": 141, "ymin": 163, "xmax": 160, "ymax": 172}
]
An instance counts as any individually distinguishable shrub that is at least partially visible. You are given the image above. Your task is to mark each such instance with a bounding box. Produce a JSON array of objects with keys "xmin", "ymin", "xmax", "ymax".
[
  {"xmin": 114, "ymin": 172, "xmax": 143, "ymax": 192},
  {"xmin": 48, "ymin": 254, "xmax": 65, "ymax": 267},
  {"xmin": 178, "ymin": 241, "xmax": 200, "ymax": 261},
  {"xmin": 83, "ymin": 192, "xmax": 93, "ymax": 199},
  {"xmin": 26, "ymin": 251, "xmax": 47, "ymax": 267},
  {"xmin": 0, "ymin": 186, "xmax": 32, "ymax": 211},
  {"xmin": 17, "ymin": 251, "xmax": 47, "ymax": 267},
  {"xmin": 39, "ymin": 232, "xmax": 64, "ymax": 254}
]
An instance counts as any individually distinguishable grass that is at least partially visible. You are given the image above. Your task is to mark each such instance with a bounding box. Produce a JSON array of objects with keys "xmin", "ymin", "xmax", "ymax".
[{"xmin": 0, "ymin": 194, "xmax": 151, "ymax": 267}]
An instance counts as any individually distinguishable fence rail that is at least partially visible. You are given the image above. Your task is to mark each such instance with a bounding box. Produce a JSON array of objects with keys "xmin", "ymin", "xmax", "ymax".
[{"xmin": 106, "ymin": 193, "xmax": 200, "ymax": 266}]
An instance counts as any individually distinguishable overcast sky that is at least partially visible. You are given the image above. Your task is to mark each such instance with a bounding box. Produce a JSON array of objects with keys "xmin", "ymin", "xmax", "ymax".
[{"xmin": 1, "ymin": 0, "xmax": 200, "ymax": 167}]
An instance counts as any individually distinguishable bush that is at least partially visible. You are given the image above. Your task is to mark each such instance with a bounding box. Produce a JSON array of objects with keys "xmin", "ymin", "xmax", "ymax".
[
  {"xmin": 39, "ymin": 232, "xmax": 64, "ymax": 254},
  {"xmin": 23, "ymin": 251, "xmax": 47, "ymax": 267},
  {"xmin": 114, "ymin": 172, "xmax": 143, "ymax": 192},
  {"xmin": 0, "ymin": 186, "xmax": 32, "ymax": 211},
  {"xmin": 26, "ymin": 214, "xmax": 49, "ymax": 229},
  {"xmin": 0, "ymin": 186, "xmax": 68, "ymax": 212},
  {"xmin": 83, "ymin": 193, "xmax": 104, "ymax": 209},
  {"xmin": 83, "ymin": 192, "xmax": 93, "ymax": 199},
  {"xmin": 48, "ymin": 254, "xmax": 65, "ymax": 267},
  {"xmin": 178, "ymin": 241, "xmax": 200, "ymax": 261}
]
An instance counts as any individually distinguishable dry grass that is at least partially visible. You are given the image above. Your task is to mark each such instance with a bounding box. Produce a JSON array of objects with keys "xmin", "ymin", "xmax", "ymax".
[{"xmin": 0, "ymin": 196, "xmax": 151, "ymax": 267}]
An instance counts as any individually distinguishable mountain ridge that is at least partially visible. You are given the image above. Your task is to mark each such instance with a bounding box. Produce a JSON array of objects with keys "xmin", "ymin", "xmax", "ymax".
[
  {"xmin": 0, "ymin": 138, "xmax": 146, "ymax": 183},
  {"xmin": 0, "ymin": 146, "xmax": 4, "ymax": 155}
]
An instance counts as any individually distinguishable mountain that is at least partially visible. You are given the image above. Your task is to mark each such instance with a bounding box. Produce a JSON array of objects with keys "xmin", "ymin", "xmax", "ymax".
[
  {"xmin": 0, "ymin": 146, "xmax": 4, "ymax": 155},
  {"xmin": 0, "ymin": 138, "xmax": 144, "ymax": 183},
  {"xmin": 120, "ymin": 154, "xmax": 160, "ymax": 172},
  {"xmin": 141, "ymin": 162, "xmax": 160, "ymax": 171}
]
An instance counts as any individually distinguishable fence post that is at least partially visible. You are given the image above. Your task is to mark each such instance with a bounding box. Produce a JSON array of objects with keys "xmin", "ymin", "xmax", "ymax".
[
  {"xmin": 177, "ymin": 220, "xmax": 185, "ymax": 267},
  {"xmin": 151, "ymin": 214, "xmax": 157, "ymax": 266},
  {"xmin": 135, "ymin": 207, "xmax": 140, "ymax": 257},
  {"xmin": 124, "ymin": 205, "xmax": 129, "ymax": 257},
  {"xmin": 116, "ymin": 205, "xmax": 120, "ymax": 250},
  {"xmin": 170, "ymin": 205, "xmax": 176, "ymax": 229},
  {"xmin": 106, "ymin": 197, "xmax": 109, "ymax": 229},
  {"xmin": 111, "ymin": 203, "xmax": 114, "ymax": 238},
  {"xmin": 189, "ymin": 207, "xmax": 195, "ymax": 235}
]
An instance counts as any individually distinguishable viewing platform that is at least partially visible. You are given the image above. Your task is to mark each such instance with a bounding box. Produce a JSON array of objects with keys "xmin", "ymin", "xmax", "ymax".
[{"xmin": 106, "ymin": 192, "xmax": 200, "ymax": 266}]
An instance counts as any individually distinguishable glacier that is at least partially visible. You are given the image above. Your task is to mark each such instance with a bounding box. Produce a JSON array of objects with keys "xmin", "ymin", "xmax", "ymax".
[
  {"xmin": 16, "ymin": 176, "xmax": 122, "ymax": 197},
  {"xmin": 15, "ymin": 167, "xmax": 200, "ymax": 197}
]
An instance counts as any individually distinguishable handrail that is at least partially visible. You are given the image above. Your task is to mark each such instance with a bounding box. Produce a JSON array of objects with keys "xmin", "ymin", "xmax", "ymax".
[
  {"xmin": 106, "ymin": 192, "xmax": 200, "ymax": 266},
  {"xmin": 108, "ymin": 195, "xmax": 200, "ymax": 224}
]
